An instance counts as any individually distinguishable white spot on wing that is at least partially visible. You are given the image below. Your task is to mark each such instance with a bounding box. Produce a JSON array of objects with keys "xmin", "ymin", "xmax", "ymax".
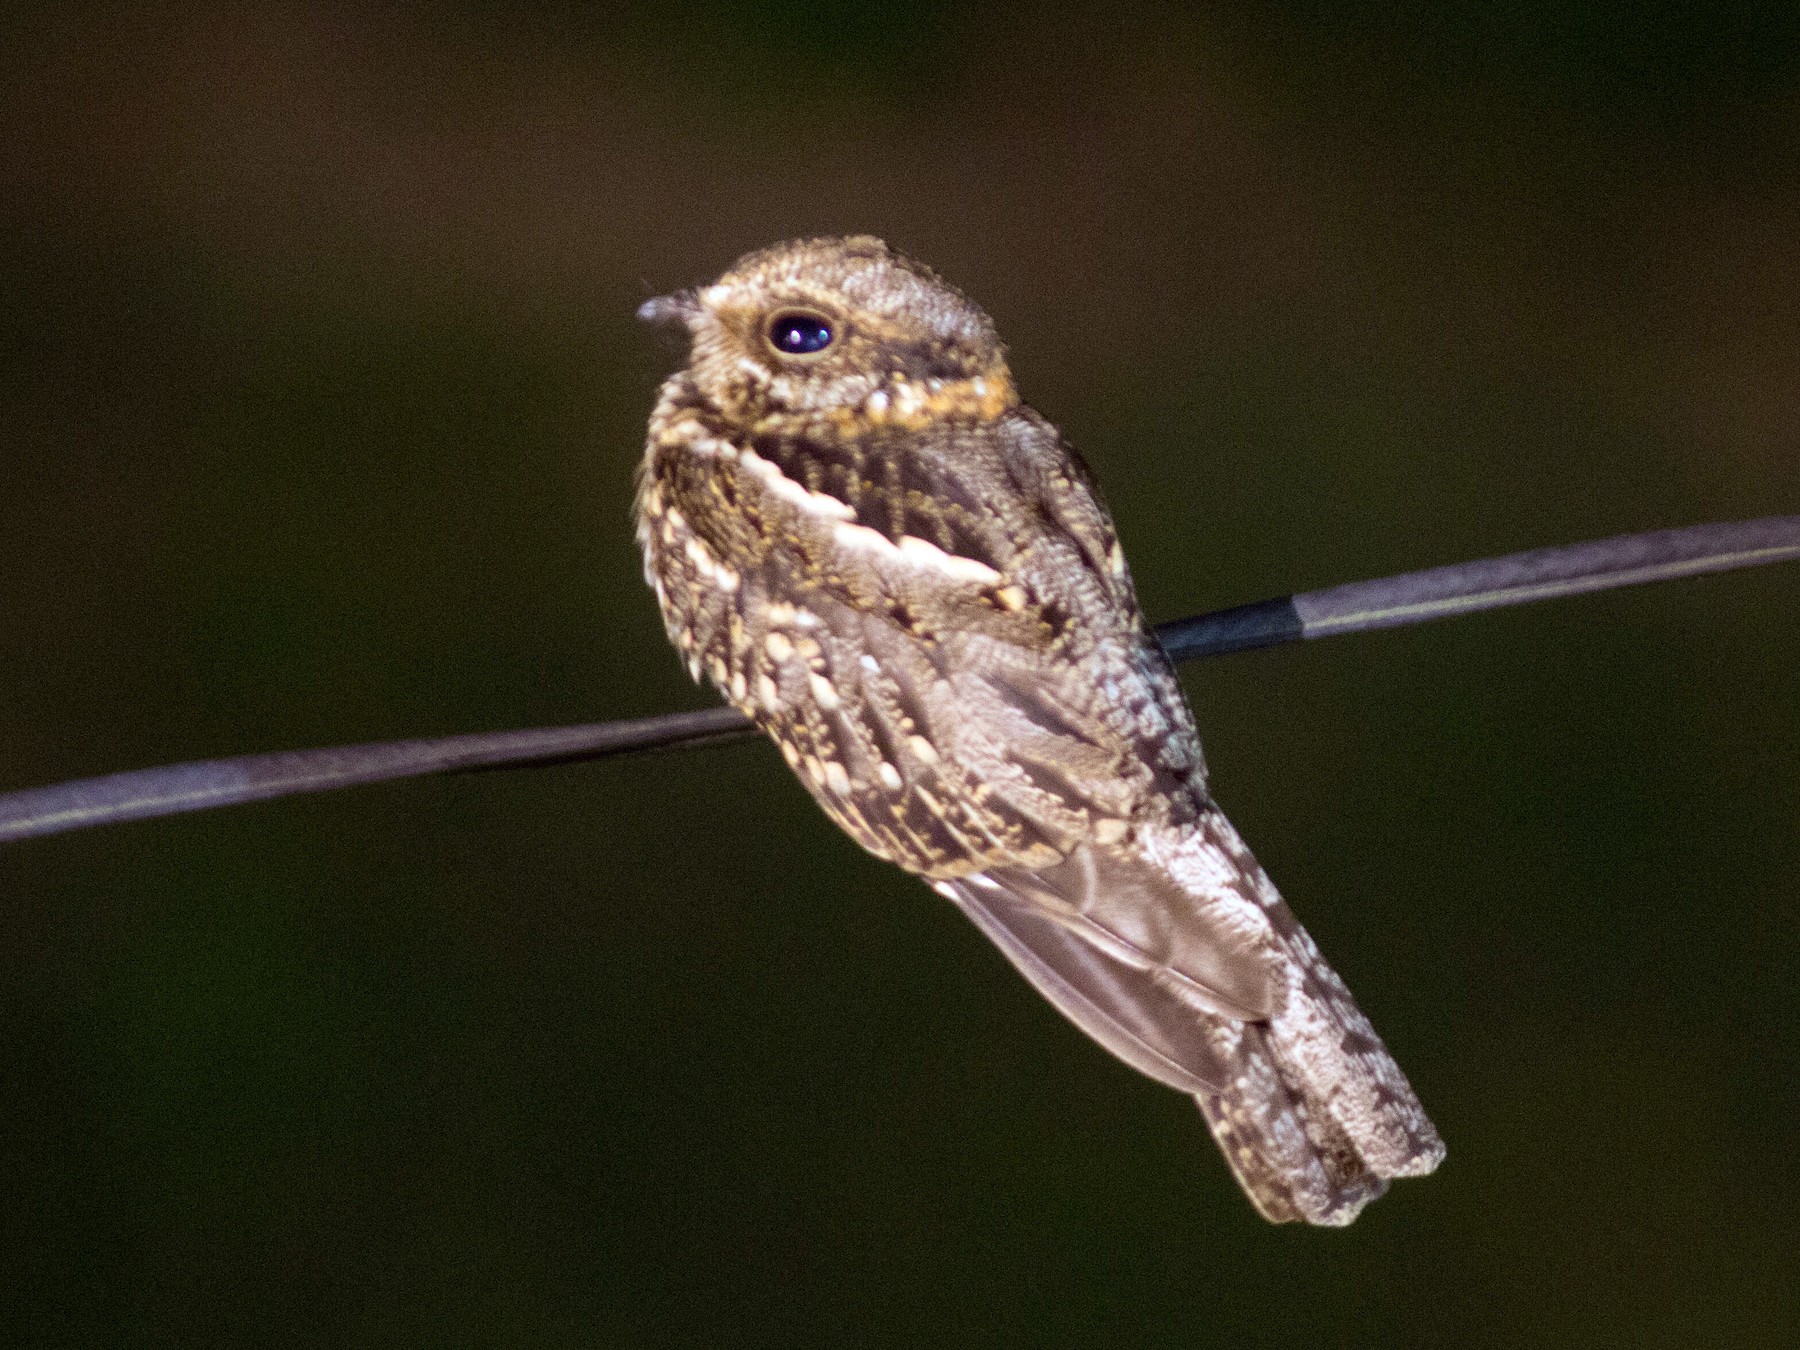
[
  {"xmin": 833, "ymin": 521, "xmax": 896, "ymax": 559},
  {"xmin": 829, "ymin": 521, "xmax": 1002, "ymax": 586},
  {"xmin": 807, "ymin": 672, "xmax": 841, "ymax": 709},
  {"xmin": 897, "ymin": 535, "xmax": 1002, "ymax": 585},
  {"xmin": 739, "ymin": 448, "xmax": 854, "ymax": 520}
]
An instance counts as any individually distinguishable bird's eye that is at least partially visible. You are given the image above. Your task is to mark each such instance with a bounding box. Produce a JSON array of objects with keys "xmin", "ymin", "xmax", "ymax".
[{"xmin": 766, "ymin": 310, "xmax": 834, "ymax": 357}]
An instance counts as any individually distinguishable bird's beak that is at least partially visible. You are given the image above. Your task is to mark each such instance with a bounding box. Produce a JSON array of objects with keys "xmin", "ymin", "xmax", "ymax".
[{"xmin": 636, "ymin": 288, "xmax": 702, "ymax": 330}]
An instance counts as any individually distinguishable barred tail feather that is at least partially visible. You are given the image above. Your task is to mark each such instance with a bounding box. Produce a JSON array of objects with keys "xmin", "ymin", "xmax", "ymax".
[
  {"xmin": 942, "ymin": 805, "xmax": 1443, "ymax": 1225},
  {"xmin": 1203, "ymin": 806, "xmax": 1444, "ymax": 1195},
  {"xmin": 1171, "ymin": 807, "xmax": 1444, "ymax": 1221},
  {"xmin": 1194, "ymin": 954, "xmax": 1442, "ymax": 1225},
  {"xmin": 1195, "ymin": 1018, "xmax": 1389, "ymax": 1225}
]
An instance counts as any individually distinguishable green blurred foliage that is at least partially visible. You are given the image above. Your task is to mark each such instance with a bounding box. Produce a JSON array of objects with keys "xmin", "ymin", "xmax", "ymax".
[{"xmin": 1, "ymin": 2, "xmax": 1796, "ymax": 1345}]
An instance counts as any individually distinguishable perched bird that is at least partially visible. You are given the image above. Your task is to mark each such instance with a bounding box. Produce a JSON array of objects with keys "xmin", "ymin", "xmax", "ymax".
[{"xmin": 634, "ymin": 236, "xmax": 1443, "ymax": 1224}]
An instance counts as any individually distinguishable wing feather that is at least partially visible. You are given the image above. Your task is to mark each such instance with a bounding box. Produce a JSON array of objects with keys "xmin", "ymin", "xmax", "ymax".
[{"xmin": 940, "ymin": 874, "xmax": 1232, "ymax": 1094}]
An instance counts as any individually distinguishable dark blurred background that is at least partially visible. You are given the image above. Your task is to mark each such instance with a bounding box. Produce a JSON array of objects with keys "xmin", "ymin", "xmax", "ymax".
[{"xmin": 3, "ymin": 3, "xmax": 1797, "ymax": 1345}]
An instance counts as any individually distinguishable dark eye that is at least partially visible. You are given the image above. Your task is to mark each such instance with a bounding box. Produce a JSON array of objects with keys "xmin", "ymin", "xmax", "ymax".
[{"xmin": 767, "ymin": 310, "xmax": 834, "ymax": 356}]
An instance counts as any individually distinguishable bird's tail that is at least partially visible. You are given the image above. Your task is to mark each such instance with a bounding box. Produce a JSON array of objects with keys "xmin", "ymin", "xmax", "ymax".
[
  {"xmin": 945, "ymin": 804, "xmax": 1443, "ymax": 1225},
  {"xmin": 1192, "ymin": 954, "xmax": 1442, "ymax": 1224},
  {"xmin": 1164, "ymin": 806, "xmax": 1444, "ymax": 1224}
]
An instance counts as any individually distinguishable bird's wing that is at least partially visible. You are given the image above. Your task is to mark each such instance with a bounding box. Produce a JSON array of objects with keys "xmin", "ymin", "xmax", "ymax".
[
  {"xmin": 976, "ymin": 839, "xmax": 1279, "ymax": 1020},
  {"xmin": 941, "ymin": 870, "xmax": 1234, "ymax": 1093},
  {"xmin": 938, "ymin": 821, "xmax": 1285, "ymax": 1090},
  {"xmin": 735, "ymin": 409, "xmax": 1284, "ymax": 1023},
  {"xmin": 937, "ymin": 808, "xmax": 1286, "ymax": 1092}
]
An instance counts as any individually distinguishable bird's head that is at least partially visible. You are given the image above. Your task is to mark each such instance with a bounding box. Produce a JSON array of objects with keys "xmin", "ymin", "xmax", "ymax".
[{"xmin": 639, "ymin": 235, "xmax": 1016, "ymax": 425}]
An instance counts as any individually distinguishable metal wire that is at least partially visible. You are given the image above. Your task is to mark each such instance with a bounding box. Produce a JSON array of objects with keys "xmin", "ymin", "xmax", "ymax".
[{"xmin": 2, "ymin": 515, "xmax": 1794, "ymax": 845}]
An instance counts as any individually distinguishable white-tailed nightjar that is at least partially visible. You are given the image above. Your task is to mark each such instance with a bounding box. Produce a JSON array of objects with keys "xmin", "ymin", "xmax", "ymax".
[{"xmin": 634, "ymin": 236, "xmax": 1443, "ymax": 1224}]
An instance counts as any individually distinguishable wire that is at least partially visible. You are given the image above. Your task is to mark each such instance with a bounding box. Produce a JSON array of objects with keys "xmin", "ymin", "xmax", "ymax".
[{"xmin": 2, "ymin": 515, "xmax": 1794, "ymax": 845}]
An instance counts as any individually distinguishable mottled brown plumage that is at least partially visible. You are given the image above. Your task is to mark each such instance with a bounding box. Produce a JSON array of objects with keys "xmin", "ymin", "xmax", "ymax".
[{"xmin": 634, "ymin": 236, "xmax": 1443, "ymax": 1223}]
